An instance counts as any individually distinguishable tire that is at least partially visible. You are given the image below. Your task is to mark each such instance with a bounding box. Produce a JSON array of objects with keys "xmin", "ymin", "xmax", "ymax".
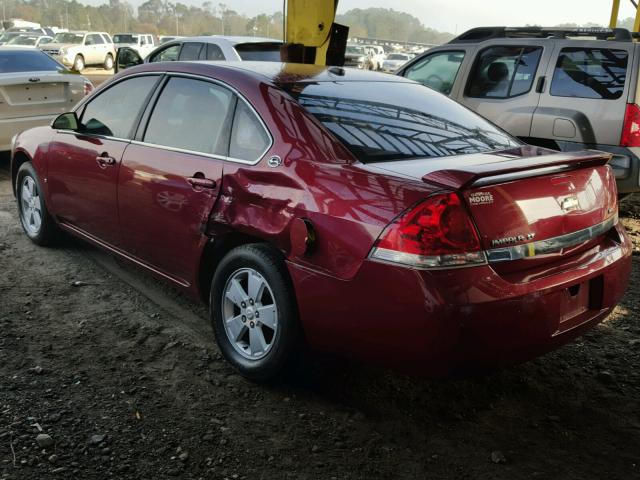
[
  {"xmin": 103, "ymin": 54, "xmax": 113, "ymax": 71},
  {"xmin": 210, "ymin": 244, "xmax": 301, "ymax": 382},
  {"xmin": 16, "ymin": 162, "xmax": 61, "ymax": 246},
  {"xmin": 72, "ymin": 54, "xmax": 84, "ymax": 72}
]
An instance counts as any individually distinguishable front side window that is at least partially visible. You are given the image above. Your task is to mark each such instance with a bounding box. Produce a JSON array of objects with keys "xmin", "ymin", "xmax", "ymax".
[
  {"xmin": 405, "ymin": 51, "xmax": 465, "ymax": 95},
  {"xmin": 150, "ymin": 44, "xmax": 180, "ymax": 62},
  {"xmin": 550, "ymin": 48, "xmax": 628, "ymax": 100},
  {"xmin": 144, "ymin": 77, "xmax": 234, "ymax": 155},
  {"xmin": 229, "ymin": 101, "xmax": 270, "ymax": 161},
  {"xmin": 85, "ymin": 34, "xmax": 105, "ymax": 45},
  {"xmin": 466, "ymin": 46, "xmax": 542, "ymax": 99},
  {"xmin": 52, "ymin": 33, "xmax": 83, "ymax": 44},
  {"xmin": 79, "ymin": 76, "xmax": 159, "ymax": 138},
  {"xmin": 291, "ymin": 81, "xmax": 519, "ymax": 163}
]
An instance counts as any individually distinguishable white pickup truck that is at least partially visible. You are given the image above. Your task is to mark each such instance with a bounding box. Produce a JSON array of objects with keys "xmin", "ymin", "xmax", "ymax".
[{"xmin": 113, "ymin": 33, "xmax": 156, "ymax": 60}]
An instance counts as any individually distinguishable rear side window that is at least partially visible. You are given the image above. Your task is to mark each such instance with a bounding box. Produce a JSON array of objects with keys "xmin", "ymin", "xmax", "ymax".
[
  {"xmin": 467, "ymin": 46, "xmax": 542, "ymax": 98},
  {"xmin": 85, "ymin": 34, "xmax": 104, "ymax": 45},
  {"xmin": 404, "ymin": 51, "xmax": 465, "ymax": 95},
  {"xmin": 229, "ymin": 101, "xmax": 271, "ymax": 161},
  {"xmin": 550, "ymin": 48, "xmax": 628, "ymax": 100},
  {"xmin": 80, "ymin": 76, "xmax": 159, "ymax": 138},
  {"xmin": 144, "ymin": 77, "xmax": 234, "ymax": 155},
  {"xmin": 292, "ymin": 82, "xmax": 519, "ymax": 163},
  {"xmin": 204, "ymin": 43, "xmax": 225, "ymax": 60},
  {"xmin": 179, "ymin": 43, "xmax": 203, "ymax": 60}
]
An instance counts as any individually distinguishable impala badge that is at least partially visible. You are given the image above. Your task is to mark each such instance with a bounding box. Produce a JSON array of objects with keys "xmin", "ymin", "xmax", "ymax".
[
  {"xmin": 491, "ymin": 232, "xmax": 536, "ymax": 247},
  {"xmin": 560, "ymin": 195, "xmax": 579, "ymax": 213}
]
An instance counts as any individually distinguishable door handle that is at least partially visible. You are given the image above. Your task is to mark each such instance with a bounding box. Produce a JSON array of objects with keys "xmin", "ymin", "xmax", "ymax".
[
  {"xmin": 535, "ymin": 76, "xmax": 546, "ymax": 94},
  {"xmin": 96, "ymin": 153, "xmax": 116, "ymax": 168},
  {"xmin": 187, "ymin": 176, "xmax": 216, "ymax": 190}
]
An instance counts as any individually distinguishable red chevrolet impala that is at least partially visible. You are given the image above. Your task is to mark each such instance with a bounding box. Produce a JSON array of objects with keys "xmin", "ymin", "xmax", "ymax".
[{"xmin": 11, "ymin": 62, "xmax": 632, "ymax": 381}]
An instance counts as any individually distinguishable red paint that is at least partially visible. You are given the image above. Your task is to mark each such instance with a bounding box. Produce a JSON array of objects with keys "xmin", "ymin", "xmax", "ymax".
[{"xmin": 11, "ymin": 62, "xmax": 632, "ymax": 375}]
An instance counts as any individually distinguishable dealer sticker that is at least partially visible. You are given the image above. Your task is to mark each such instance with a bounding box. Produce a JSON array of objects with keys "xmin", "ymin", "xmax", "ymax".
[{"xmin": 468, "ymin": 191, "xmax": 494, "ymax": 206}]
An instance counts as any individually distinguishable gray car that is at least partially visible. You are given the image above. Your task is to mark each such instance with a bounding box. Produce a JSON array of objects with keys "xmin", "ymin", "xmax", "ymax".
[{"xmin": 396, "ymin": 27, "xmax": 640, "ymax": 196}]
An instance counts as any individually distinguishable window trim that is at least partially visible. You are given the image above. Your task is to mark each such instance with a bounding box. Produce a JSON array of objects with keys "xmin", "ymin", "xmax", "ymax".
[
  {"xmin": 548, "ymin": 46, "xmax": 629, "ymax": 101},
  {"xmin": 134, "ymin": 72, "xmax": 273, "ymax": 165},
  {"xmin": 403, "ymin": 49, "xmax": 466, "ymax": 95},
  {"xmin": 464, "ymin": 45, "xmax": 544, "ymax": 100}
]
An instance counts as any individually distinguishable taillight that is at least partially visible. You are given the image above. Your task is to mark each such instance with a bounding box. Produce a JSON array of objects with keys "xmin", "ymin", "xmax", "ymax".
[
  {"xmin": 370, "ymin": 192, "xmax": 486, "ymax": 269},
  {"xmin": 84, "ymin": 81, "xmax": 94, "ymax": 96},
  {"xmin": 621, "ymin": 103, "xmax": 640, "ymax": 147}
]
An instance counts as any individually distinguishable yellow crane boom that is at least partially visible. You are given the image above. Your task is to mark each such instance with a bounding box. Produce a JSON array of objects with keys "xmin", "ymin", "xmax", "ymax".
[{"xmin": 610, "ymin": 0, "xmax": 640, "ymax": 32}]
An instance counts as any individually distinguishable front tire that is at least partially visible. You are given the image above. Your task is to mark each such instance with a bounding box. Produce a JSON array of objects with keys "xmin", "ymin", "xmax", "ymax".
[
  {"xmin": 16, "ymin": 162, "xmax": 61, "ymax": 246},
  {"xmin": 210, "ymin": 244, "xmax": 301, "ymax": 382},
  {"xmin": 72, "ymin": 54, "xmax": 84, "ymax": 72},
  {"xmin": 103, "ymin": 54, "xmax": 113, "ymax": 70}
]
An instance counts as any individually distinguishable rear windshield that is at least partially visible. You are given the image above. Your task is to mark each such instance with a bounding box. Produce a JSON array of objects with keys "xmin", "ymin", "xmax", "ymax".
[
  {"xmin": 291, "ymin": 81, "xmax": 519, "ymax": 162},
  {"xmin": 113, "ymin": 34, "xmax": 138, "ymax": 44},
  {"xmin": 0, "ymin": 50, "xmax": 66, "ymax": 73},
  {"xmin": 387, "ymin": 54, "xmax": 408, "ymax": 61},
  {"xmin": 235, "ymin": 43, "xmax": 281, "ymax": 61}
]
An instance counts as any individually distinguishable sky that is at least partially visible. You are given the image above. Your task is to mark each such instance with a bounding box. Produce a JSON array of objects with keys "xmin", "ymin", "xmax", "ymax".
[{"xmin": 177, "ymin": 0, "xmax": 639, "ymax": 34}]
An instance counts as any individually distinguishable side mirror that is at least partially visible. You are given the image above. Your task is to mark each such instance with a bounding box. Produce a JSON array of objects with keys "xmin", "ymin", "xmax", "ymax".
[
  {"xmin": 52, "ymin": 112, "xmax": 79, "ymax": 131},
  {"xmin": 115, "ymin": 47, "xmax": 144, "ymax": 73}
]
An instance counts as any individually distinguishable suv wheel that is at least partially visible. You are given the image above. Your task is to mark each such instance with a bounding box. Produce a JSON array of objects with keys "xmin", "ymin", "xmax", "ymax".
[
  {"xmin": 103, "ymin": 54, "xmax": 113, "ymax": 70},
  {"xmin": 72, "ymin": 55, "xmax": 84, "ymax": 72},
  {"xmin": 16, "ymin": 162, "xmax": 61, "ymax": 246},
  {"xmin": 210, "ymin": 244, "xmax": 302, "ymax": 382}
]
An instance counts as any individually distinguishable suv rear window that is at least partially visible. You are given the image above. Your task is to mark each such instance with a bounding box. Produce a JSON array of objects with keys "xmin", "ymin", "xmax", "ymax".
[
  {"xmin": 466, "ymin": 46, "xmax": 542, "ymax": 98},
  {"xmin": 235, "ymin": 42, "xmax": 282, "ymax": 61},
  {"xmin": 291, "ymin": 81, "xmax": 518, "ymax": 163},
  {"xmin": 550, "ymin": 48, "xmax": 628, "ymax": 100}
]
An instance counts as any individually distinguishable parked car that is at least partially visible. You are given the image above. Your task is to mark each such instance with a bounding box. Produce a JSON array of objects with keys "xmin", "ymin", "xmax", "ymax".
[
  {"xmin": 115, "ymin": 35, "xmax": 282, "ymax": 71},
  {"xmin": 363, "ymin": 44, "xmax": 385, "ymax": 70},
  {"xmin": 41, "ymin": 31, "xmax": 116, "ymax": 71},
  {"xmin": 381, "ymin": 52, "xmax": 411, "ymax": 72},
  {"xmin": 10, "ymin": 61, "xmax": 631, "ymax": 381},
  {"xmin": 0, "ymin": 47, "xmax": 91, "ymax": 150},
  {"xmin": 6, "ymin": 34, "xmax": 53, "ymax": 48},
  {"xmin": 343, "ymin": 44, "xmax": 371, "ymax": 69},
  {"xmin": 396, "ymin": 26, "xmax": 640, "ymax": 196},
  {"xmin": 113, "ymin": 33, "xmax": 156, "ymax": 59}
]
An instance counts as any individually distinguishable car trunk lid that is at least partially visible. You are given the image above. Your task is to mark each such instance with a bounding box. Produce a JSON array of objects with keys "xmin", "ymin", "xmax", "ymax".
[
  {"xmin": 0, "ymin": 72, "xmax": 85, "ymax": 119},
  {"xmin": 367, "ymin": 145, "xmax": 618, "ymax": 271}
]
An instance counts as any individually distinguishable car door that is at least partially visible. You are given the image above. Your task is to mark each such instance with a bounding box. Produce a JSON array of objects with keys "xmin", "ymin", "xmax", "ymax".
[
  {"xmin": 399, "ymin": 48, "xmax": 473, "ymax": 97},
  {"xmin": 530, "ymin": 41, "xmax": 632, "ymax": 147},
  {"xmin": 47, "ymin": 74, "xmax": 162, "ymax": 247},
  {"xmin": 84, "ymin": 34, "xmax": 102, "ymax": 64},
  {"xmin": 456, "ymin": 41, "xmax": 554, "ymax": 138},
  {"xmin": 117, "ymin": 75, "xmax": 236, "ymax": 285}
]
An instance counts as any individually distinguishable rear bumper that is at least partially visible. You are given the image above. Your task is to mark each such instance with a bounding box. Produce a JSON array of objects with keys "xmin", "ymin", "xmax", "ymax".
[
  {"xmin": 0, "ymin": 115, "xmax": 55, "ymax": 151},
  {"xmin": 289, "ymin": 223, "xmax": 632, "ymax": 376}
]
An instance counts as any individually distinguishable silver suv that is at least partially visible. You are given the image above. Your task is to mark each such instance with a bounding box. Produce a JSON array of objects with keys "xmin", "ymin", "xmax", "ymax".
[
  {"xmin": 41, "ymin": 31, "xmax": 116, "ymax": 71},
  {"xmin": 396, "ymin": 27, "xmax": 640, "ymax": 196}
]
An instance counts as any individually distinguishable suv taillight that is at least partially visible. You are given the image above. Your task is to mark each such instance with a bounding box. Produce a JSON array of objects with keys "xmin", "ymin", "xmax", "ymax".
[
  {"xmin": 621, "ymin": 103, "xmax": 640, "ymax": 147},
  {"xmin": 370, "ymin": 192, "xmax": 486, "ymax": 269}
]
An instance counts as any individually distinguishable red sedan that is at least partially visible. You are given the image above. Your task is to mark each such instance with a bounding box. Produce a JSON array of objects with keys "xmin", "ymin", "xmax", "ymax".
[{"xmin": 10, "ymin": 62, "xmax": 632, "ymax": 381}]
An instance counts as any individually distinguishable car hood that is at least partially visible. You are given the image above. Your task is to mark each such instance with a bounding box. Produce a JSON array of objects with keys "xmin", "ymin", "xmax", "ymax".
[{"xmin": 40, "ymin": 43, "xmax": 79, "ymax": 49}]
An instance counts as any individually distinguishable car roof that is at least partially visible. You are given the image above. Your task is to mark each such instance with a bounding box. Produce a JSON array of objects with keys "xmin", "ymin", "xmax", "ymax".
[
  {"xmin": 121, "ymin": 61, "xmax": 415, "ymax": 87},
  {"xmin": 176, "ymin": 35, "xmax": 281, "ymax": 46}
]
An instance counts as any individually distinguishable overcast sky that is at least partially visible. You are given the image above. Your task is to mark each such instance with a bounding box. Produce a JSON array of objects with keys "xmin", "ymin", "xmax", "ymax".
[{"xmin": 191, "ymin": 0, "xmax": 638, "ymax": 34}]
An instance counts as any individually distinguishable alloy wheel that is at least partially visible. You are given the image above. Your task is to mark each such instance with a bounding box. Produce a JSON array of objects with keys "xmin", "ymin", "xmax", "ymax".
[
  {"xmin": 222, "ymin": 268, "xmax": 278, "ymax": 360},
  {"xmin": 20, "ymin": 176, "xmax": 42, "ymax": 235}
]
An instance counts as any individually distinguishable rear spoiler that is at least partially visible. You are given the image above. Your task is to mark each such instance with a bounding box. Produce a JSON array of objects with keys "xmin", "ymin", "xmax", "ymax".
[{"xmin": 422, "ymin": 146, "xmax": 612, "ymax": 190}]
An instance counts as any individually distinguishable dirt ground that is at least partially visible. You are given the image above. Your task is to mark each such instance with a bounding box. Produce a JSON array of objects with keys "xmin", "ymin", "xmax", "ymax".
[{"xmin": 0, "ymin": 156, "xmax": 639, "ymax": 480}]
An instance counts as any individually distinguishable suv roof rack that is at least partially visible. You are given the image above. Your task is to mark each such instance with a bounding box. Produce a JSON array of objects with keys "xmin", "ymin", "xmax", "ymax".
[{"xmin": 450, "ymin": 26, "xmax": 640, "ymax": 43}]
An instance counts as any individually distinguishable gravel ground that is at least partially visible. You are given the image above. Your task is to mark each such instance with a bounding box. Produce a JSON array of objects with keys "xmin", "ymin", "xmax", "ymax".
[{"xmin": 0, "ymin": 157, "xmax": 639, "ymax": 480}]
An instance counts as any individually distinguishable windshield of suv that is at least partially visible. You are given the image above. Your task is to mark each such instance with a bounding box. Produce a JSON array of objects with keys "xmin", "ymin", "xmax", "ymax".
[
  {"xmin": 6, "ymin": 35, "xmax": 37, "ymax": 46},
  {"xmin": 0, "ymin": 49, "xmax": 66, "ymax": 73},
  {"xmin": 113, "ymin": 34, "xmax": 138, "ymax": 44},
  {"xmin": 387, "ymin": 54, "xmax": 408, "ymax": 61},
  {"xmin": 291, "ymin": 81, "xmax": 519, "ymax": 162},
  {"xmin": 346, "ymin": 46, "xmax": 365, "ymax": 55},
  {"xmin": 52, "ymin": 33, "xmax": 83, "ymax": 44}
]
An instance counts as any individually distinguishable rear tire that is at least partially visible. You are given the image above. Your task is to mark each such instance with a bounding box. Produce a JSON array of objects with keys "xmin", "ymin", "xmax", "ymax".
[
  {"xmin": 72, "ymin": 54, "xmax": 84, "ymax": 72},
  {"xmin": 103, "ymin": 54, "xmax": 113, "ymax": 71},
  {"xmin": 16, "ymin": 162, "xmax": 61, "ymax": 246},
  {"xmin": 210, "ymin": 244, "xmax": 302, "ymax": 382}
]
